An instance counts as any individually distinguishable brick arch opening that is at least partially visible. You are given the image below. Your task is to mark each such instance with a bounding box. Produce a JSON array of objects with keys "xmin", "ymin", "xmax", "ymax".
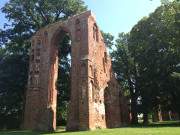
[{"xmin": 49, "ymin": 28, "xmax": 72, "ymax": 128}]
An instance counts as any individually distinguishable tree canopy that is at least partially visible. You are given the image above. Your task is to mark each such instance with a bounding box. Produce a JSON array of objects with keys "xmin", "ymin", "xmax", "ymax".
[{"xmin": 112, "ymin": 1, "xmax": 180, "ymax": 124}]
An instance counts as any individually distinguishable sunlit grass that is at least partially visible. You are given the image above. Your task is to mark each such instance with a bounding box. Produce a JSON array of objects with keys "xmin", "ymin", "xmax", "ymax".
[{"xmin": 0, "ymin": 121, "xmax": 180, "ymax": 135}]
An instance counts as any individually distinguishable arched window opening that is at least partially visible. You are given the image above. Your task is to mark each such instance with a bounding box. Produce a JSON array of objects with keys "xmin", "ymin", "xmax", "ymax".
[
  {"xmin": 30, "ymin": 49, "xmax": 34, "ymax": 62},
  {"xmin": 89, "ymin": 80, "xmax": 93, "ymax": 101},
  {"xmin": 30, "ymin": 40, "xmax": 35, "ymax": 62},
  {"xmin": 93, "ymin": 23, "xmax": 99, "ymax": 42},
  {"xmin": 89, "ymin": 65, "xmax": 93, "ymax": 77},
  {"xmin": 103, "ymin": 58, "xmax": 106, "ymax": 73},
  {"xmin": 75, "ymin": 19, "xmax": 81, "ymax": 41},
  {"xmin": 36, "ymin": 40, "xmax": 41, "ymax": 61},
  {"xmin": 37, "ymin": 40, "xmax": 41, "ymax": 47},
  {"xmin": 104, "ymin": 52, "xmax": 107, "ymax": 63}
]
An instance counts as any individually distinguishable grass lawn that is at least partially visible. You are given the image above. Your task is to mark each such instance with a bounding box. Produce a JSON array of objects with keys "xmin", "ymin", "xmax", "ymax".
[{"xmin": 0, "ymin": 121, "xmax": 180, "ymax": 135}]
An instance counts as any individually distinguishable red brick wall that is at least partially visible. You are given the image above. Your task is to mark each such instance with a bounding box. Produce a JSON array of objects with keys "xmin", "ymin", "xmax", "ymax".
[{"xmin": 23, "ymin": 11, "xmax": 129, "ymax": 132}]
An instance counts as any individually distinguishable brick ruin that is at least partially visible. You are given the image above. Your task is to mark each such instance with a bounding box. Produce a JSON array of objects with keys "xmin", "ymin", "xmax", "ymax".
[{"xmin": 23, "ymin": 11, "xmax": 129, "ymax": 131}]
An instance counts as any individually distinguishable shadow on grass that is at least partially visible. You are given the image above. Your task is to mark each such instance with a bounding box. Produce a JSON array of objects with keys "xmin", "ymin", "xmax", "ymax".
[
  {"xmin": 0, "ymin": 130, "xmax": 41, "ymax": 135},
  {"xmin": 129, "ymin": 121, "xmax": 180, "ymax": 128},
  {"xmin": 0, "ymin": 128, "xmax": 86, "ymax": 135},
  {"xmin": 1, "ymin": 121, "xmax": 180, "ymax": 135}
]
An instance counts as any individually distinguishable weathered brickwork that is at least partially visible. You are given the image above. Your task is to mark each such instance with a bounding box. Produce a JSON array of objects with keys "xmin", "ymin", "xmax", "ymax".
[{"xmin": 23, "ymin": 11, "xmax": 129, "ymax": 132}]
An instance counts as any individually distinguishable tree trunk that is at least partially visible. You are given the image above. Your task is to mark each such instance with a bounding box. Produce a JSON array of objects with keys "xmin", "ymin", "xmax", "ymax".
[
  {"xmin": 178, "ymin": 112, "xmax": 180, "ymax": 120},
  {"xmin": 143, "ymin": 112, "xmax": 149, "ymax": 125},
  {"xmin": 131, "ymin": 95, "xmax": 138, "ymax": 124},
  {"xmin": 128, "ymin": 77, "xmax": 138, "ymax": 125},
  {"xmin": 158, "ymin": 104, "xmax": 162, "ymax": 121}
]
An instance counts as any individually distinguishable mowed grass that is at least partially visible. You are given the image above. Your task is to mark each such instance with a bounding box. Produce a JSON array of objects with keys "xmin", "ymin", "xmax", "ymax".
[
  {"xmin": 1, "ymin": 127, "xmax": 180, "ymax": 135},
  {"xmin": 1, "ymin": 122, "xmax": 180, "ymax": 135}
]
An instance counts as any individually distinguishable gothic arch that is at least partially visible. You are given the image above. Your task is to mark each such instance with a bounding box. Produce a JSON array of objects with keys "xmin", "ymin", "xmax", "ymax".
[{"xmin": 23, "ymin": 11, "xmax": 129, "ymax": 132}]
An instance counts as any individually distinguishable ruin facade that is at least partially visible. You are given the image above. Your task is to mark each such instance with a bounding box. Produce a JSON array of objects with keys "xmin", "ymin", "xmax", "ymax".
[{"xmin": 23, "ymin": 11, "xmax": 129, "ymax": 131}]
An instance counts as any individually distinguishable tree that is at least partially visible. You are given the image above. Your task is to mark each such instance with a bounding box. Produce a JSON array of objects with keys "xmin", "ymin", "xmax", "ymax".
[
  {"xmin": 111, "ymin": 33, "xmax": 139, "ymax": 124},
  {"xmin": 170, "ymin": 70, "xmax": 180, "ymax": 117},
  {"xmin": 0, "ymin": 0, "xmax": 87, "ymax": 129},
  {"xmin": 111, "ymin": 1, "xmax": 180, "ymax": 125},
  {"xmin": 128, "ymin": 1, "xmax": 180, "ymax": 123},
  {"xmin": 101, "ymin": 31, "xmax": 115, "ymax": 49},
  {"xmin": 161, "ymin": 0, "xmax": 180, "ymax": 5}
]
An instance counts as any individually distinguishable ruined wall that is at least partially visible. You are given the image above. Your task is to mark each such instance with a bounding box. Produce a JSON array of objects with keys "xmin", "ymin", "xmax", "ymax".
[
  {"xmin": 23, "ymin": 11, "xmax": 129, "ymax": 132},
  {"xmin": 87, "ymin": 16, "xmax": 120, "ymax": 129}
]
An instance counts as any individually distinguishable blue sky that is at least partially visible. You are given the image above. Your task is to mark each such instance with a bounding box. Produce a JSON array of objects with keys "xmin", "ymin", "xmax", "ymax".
[{"xmin": 0, "ymin": 0, "xmax": 161, "ymax": 37}]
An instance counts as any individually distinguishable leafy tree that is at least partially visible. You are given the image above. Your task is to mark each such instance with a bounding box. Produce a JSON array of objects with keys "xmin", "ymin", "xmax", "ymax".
[
  {"xmin": 0, "ymin": 0, "xmax": 87, "ymax": 129},
  {"xmin": 111, "ymin": 1, "xmax": 180, "ymax": 124},
  {"xmin": 161, "ymin": 0, "xmax": 180, "ymax": 5},
  {"xmin": 111, "ymin": 33, "xmax": 139, "ymax": 124},
  {"xmin": 170, "ymin": 70, "xmax": 180, "ymax": 117},
  {"xmin": 129, "ymin": 1, "xmax": 180, "ymax": 123},
  {"xmin": 101, "ymin": 31, "xmax": 115, "ymax": 49}
]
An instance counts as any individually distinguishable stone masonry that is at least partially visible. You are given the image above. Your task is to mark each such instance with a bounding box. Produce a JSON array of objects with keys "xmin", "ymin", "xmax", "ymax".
[{"xmin": 23, "ymin": 11, "xmax": 129, "ymax": 132}]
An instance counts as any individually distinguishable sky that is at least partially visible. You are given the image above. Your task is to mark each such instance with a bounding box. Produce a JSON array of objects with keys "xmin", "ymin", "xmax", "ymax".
[{"xmin": 0, "ymin": 0, "xmax": 161, "ymax": 38}]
